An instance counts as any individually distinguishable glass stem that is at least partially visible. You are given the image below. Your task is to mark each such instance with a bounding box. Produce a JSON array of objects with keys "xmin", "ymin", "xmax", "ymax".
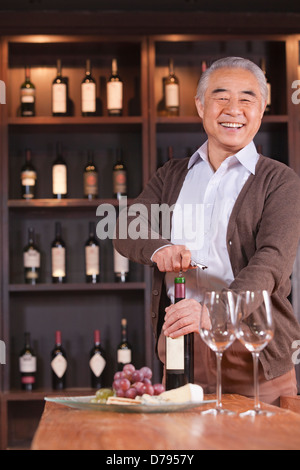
[
  {"xmin": 216, "ymin": 352, "xmax": 223, "ymax": 410},
  {"xmin": 252, "ymin": 352, "xmax": 261, "ymax": 411}
]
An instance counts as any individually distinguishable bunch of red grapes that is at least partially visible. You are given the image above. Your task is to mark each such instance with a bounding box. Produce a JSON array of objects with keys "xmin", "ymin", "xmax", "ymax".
[{"xmin": 113, "ymin": 363, "xmax": 165, "ymax": 399}]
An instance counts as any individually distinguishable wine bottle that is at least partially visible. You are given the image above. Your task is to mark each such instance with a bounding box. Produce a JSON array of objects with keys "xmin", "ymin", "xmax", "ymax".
[
  {"xmin": 52, "ymin": 142, "xmax": 67, "ymax": 199},
  {"xmin": 52, "ymin": 59, "xmax": 68, "ymax": 116},
  {"xmin": 113, "ymin": 248, "xmax": 129, "ymax": 282},
  {"xmin": 260, "ymin": 58, "xmax": 271, "ymax": 114},
  {"xmin": 21, "ymin": 149, "xmax": 37, "ymax": 199},
  {"xmin": 51, "ymin": 222, "xmax": 66, "ymax": 283},
  {"xmin": 117, "ymin": 318, "xmax": 132, "ymax": 370},
  {"xmin": 107, "ymin": 58, "xmax": 123, "ymax": 116},
  {"xmin": 20, "ymin": 66, "xmax": 35, "ymax": 117},
  {"xmin": 165, "ymin": 59, "xmax": 179, "ymax": 116},
  {"xmin": 83, "ymin": 151, "xmax": 98, "ymax": 199},
  {"xmin": 81, "ymin": 59, "xmax": 96, "ymax": 116},
  {"xmin": 89, "ymin": 330, "xmax": 106, "ymax": 389},
  {"xmin": 23, "ymin": 227, "xmax": 40, "ymax": 284},
  {"xmin": 85, "ymin": 221, "xmax": 100, "ymax": 284},
  {"xmin": 165, "ymin": 273, "xmax": 194, "ymax": 390},
  {"xmin": 19, "ymin": 332, "xmax": 37, "ymax": 391},
  {"xmin": 51, "ymin": 330, "xmax": 67, "ymax": 390},
  {"xmin": 112, "ymin": 150, "xmax": 127, "ymax": 199}
]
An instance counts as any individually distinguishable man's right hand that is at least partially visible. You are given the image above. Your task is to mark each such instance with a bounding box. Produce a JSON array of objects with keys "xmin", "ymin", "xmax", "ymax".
[{"xmin": 152, "ymin": 245, "xmax": 193, "ymax": 272}]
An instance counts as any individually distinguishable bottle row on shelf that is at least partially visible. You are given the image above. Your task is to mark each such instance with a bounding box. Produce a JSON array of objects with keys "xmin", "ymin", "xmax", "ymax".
[
  {"xmin": 23, "ymin": 222, "xmax": 129, "ymax": 284},
  {"xmin": 19, "ymin": 319, "xmax": 132, "ymax": 391},
  {"xmin": 21, "ymin": 58, "xmax": 124, "ymax": 118},
  {"xmin": 19, "ymin": 56, "xmax": 272, "ymax": 119},
  {"xmin": 20, "ymin": 145, "xmax": 127, "ymax": 201}
]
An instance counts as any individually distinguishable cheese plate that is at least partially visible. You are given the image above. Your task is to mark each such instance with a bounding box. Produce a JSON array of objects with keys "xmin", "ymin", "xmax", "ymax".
[{"xmin": 45, "ymin": 395, "xmax": 216, "ymax": 413}]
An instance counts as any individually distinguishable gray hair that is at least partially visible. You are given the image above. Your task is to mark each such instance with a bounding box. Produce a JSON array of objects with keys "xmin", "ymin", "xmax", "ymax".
[{"xmin": 196, "ymin": 57, "xmax": 268, "ymax": 107}]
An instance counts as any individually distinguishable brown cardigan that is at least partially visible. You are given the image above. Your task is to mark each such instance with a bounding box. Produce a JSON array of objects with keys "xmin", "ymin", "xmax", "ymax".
[{"xmin": 114, "ymin": 154, "xmax": 300, "ymax": 380}]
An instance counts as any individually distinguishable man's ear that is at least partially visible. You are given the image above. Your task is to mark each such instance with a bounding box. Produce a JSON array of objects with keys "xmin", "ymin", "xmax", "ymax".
[{"xmin": 195, "ymin": 97, "xmax": 204, "ymax": 119}]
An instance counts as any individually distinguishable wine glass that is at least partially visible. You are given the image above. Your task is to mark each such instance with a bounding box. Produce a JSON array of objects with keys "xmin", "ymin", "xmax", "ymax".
[
  {"xmin": 199, "ymin": 290, "xmax": 237, "ymax": 415},
  {"xmin": 235, "ymin": 290, "xmax": 275, "ymax": 417}
]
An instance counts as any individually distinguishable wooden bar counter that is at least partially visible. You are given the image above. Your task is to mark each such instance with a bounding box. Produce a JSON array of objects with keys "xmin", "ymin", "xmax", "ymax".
[{"xmin": 31, "ymin": 394, "xmax": 300, "ymax": 450}]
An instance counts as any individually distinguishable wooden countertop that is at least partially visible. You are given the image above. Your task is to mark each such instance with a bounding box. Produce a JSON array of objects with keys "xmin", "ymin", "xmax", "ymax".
[{"xmin": 31, "ymin": 394, "xmax": 300, "ymax": 450}]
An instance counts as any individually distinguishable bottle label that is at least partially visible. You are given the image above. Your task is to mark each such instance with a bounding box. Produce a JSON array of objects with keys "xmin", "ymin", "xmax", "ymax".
[
  {"xmin": 19, "ymin": 354, "xmax": 37, "ymax": 373},
  {"xmin": 84, "ymin": 171, "xmax": 98, "ymax": 195},
  {"xmin": 81, "ymin": 82, "xmax": 96, "ymax": 112},
  {"xmin": 85, "ymin": 245, "xmax": 100, "ymax": 275},
  {"xmin": 21, "ymin": 170, "xmax": 37, "ymax": 187},
  {"xmin": 166, "ymin": 336, "xmax": 184, "ymax": 370},
  {"xmin": 117, "ymin": 349, "xmax": 132, "ymax": 364},
  {"xmin": 89, "ymin": 353, "xmax": 106, "ymax": 377},
  {"xmin": 52, "ymin": 164, "xmax": 67, "ymax": 195},
  {"xmin": 114, "ymin": 249, "xmax": 129, "ymax": 274},
  {"xmin": 24, "ymin": 249, "xmax": 40, "ymax": 268},
  {"xmin": 52, "ymin": 83, "xmax": 67, "ymax": 113},
  {"xmin": 165, "ymin": 83, "xmax": 179, "ymax": 108},
  {"xmin": 21, "ymin": 88, "xmax": 35, "ymax": 103},
  {"xmin": 107, "ymin": 81, "xmax": 123, "ymax": 110},
  {"xmin": 51, "ymin": 247, "xmax": 66, "ymax": 277},
  {"xmin": 51, "ymin": 354, "xmax": 67, "ymax": 378},
  {"xmin": 113, "ymin": 170, "xmax": 127, "ymax": 194}
]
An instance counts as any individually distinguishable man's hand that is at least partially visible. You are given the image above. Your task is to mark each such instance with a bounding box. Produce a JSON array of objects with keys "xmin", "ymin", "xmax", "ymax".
[
  {"xmin": 152, "ymin": 245, "xmax": 193, "ymax": 272},
  {"xmin": 162, "ymin": 299, "xmax": 203, "ymax": 338}
]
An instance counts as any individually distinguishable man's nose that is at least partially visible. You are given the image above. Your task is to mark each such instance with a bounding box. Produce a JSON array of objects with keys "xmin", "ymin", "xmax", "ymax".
[{"xmin": 223, "ymin": 97, "xmax": 242, "ymax": 115}]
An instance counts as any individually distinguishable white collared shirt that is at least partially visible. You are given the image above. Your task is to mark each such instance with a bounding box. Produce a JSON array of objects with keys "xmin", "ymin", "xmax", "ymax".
[{"xmin": 164, "ymin": 140, "xmax": 259, "ymax": 303}]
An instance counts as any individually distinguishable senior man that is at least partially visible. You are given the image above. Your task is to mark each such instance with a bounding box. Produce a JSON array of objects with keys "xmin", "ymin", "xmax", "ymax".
[{"xmin": 114, "ymin": 57, "xmax": 300, "ymax": 405}]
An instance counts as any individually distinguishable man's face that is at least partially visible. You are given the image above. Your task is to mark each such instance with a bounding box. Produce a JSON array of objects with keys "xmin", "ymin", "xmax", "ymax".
[{"xmin": 195, "ymin": 67, "xmax": 266, "ymax": 158}]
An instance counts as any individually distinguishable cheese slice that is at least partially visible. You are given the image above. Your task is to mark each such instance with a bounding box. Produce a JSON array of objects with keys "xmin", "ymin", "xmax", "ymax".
[{"xmin": 159, "ymin": 383, "xmax": 204, "ymax": 403}]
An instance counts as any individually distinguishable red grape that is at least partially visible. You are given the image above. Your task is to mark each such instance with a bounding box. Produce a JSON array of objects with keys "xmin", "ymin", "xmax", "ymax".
[
  {"xmin": 125, "ymin": 387, "xmax": 138, "ymax": 399},
  {"xmin": 144, "ymin": 383, "xmax": 154, "ymax": 396},
  {"xmin": 132, "ymin": 370, "xmax": 144, "ymax": 382},
  {"xmin": 116, "ymin": 388, "xmax": 125, "ymax": 397},
  {"xmin": 119, "ymin": 378, "xmax": 131, "ymax": 391},
  {"xmin": 123, "ymin": 364, "xmax": 135, "ymax": 373},
  {"xmin": 153, "ymin": 383, "xmax": 165, "ymax": 395},
  {"xmin": 114, "ymin": 371, "xmax": 123, "ymax": 381},
  {"xmin": 132, "ymin": 381, "xmax": 146, "ymax": 395},
  {"xmin": 140, "ymin": 366, "xmax": 152, "ymax": 380}
]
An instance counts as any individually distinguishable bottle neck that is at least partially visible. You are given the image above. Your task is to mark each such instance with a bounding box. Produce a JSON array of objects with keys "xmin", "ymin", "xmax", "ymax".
[
  {"xmin": 55, "ymin": 222, "xmax": 62, "ymax": 239},
  {"xmin": 94, "ymin": 329, "xmax": 100, "ymax": 345},
  {"xmin": 24, "ymin": 332, "xmax": 31, "ymax": 348},
  {"xmin": 56, "ymin": 60, "xmax": 62, "ymax": 77},
  {"xmin": 55, "ymin": 331, "xmax": 62, "ymax": 346},
  {"xmin": 28, "ymin": 228, "xmax": 35, "ymax": 244}
]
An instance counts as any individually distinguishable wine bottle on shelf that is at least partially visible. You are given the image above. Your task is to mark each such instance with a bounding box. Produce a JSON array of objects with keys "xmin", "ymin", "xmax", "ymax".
[
  {"xmin": 52, "ymin": 59, "xmax": 68, "ymax": 116},
  {"xmin": 201, "ymin": 60, "xmax": 207, "ymax": 75},
  {"xmin": 89, "ymin": 329, "xmax": 106, "ymax": 389},
  {"xmin": 83, "ymin": 151, "xmax": 98, "ymax": 199},
  {"xmin": 85, "ymin": 221, "xmax": 100, "ymax": 284},
  {"xmin": 21, "ymin": 148, "xmax": 37, "ymax": 199},
  {"xmin": 117, "ymin": 318, "xmax": 132, "ymax": 370},
  {"xmin": 51, "ymin": 222, "xmax": 66, "ymax": 283},
  {"xmin": 51, "ymin": 330, "xmax": 67, "ymax": 390},
  {"xmin": 19, "ymin": 332, "xmax": 37, "ymax": 391},
  {"xmin": 20, "ymin": 66, "xmax": 35, "ymax": 117},
  {"xmin": 52, "ymin": 142, "xmax": 67, "ymax": 199},
  {"xmin": 165, "ymin": 59, "xmax": 179, "ymax": 116},
  {"xmin": 112, "ymin": 150, "xmax": 127, "ymax": 199},
  {"xmin": 81, "ymin": 59, "xmax": 96, "ymax": 116},
  {"xmin": 260, "ymin": 58, "xmax": 271, "ymax": 114},
  {"xmin": 107, "ymin": 58, "xmax": 123, "ymax": 116},
  {"xmin": 165, "ymin": 272, "xmax": 194, "ymax": 390},
  {"xmin": 113, "ymin": 248, "xmax": 129, "ymax": 282},
  {"xmin": 23, "ymin": 227, "xmax": 40, "ymax": 284}
]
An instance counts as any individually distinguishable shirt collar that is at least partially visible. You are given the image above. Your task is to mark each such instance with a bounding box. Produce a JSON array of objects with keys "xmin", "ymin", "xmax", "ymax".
[{"xmin": 188, "ymin": 140, "xmax": 259, "ymax": 175}]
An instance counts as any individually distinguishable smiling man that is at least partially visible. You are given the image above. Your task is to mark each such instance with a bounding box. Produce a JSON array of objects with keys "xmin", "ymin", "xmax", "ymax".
[{"xmin": 114, "ymin": 57, "xmax": 300, "ymax": 405}]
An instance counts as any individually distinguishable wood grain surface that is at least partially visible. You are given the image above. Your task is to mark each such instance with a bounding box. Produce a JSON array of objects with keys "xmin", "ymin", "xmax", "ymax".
[{"xmin": 31, "ymin": 394, "xmax": 300, "ymax": 450}]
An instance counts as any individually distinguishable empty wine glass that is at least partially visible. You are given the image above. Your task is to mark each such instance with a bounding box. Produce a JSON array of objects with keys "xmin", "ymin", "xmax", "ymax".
[
  {"xmin": 199, "ymin": 290, "xmax": 237, "ymax": 415},
  {"xmin": 235, "ymin": 290, "xmax": 275, "ymax": 417}
]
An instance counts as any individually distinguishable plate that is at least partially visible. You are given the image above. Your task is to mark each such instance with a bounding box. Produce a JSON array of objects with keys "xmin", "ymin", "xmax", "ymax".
[{"xmin": 45, "ymin": 395, "xmax": 216, "ymax": 413}]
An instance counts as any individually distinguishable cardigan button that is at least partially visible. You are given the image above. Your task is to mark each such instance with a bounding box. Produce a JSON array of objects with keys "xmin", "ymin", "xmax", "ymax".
[
  {"xmin": 152, "ymin": 289, "xmax": 159, "ymax": 296},
  {"xmin": 151, "ymin": 311, "xmax": 156, "ymax": 318}
]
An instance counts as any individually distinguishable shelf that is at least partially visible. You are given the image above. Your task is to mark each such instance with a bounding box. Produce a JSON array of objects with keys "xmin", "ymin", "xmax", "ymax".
[
  {"xmin": 156, "ymin": 114, "xmax": 288, "ymax": 124},
  {"xmin": 2, "ymin": 388, "xmax": 95, "ymax": 402},
  {"xmin": 7, "ymin": 116, "xmax": 144, "ymax": 132},
  {"xmin": 8, "ymin": 198, "xmax": 134, "ymax": 209},
  {"xmin": 8, "ymin": 282, "xmax": 146, "ymax": 292}
]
